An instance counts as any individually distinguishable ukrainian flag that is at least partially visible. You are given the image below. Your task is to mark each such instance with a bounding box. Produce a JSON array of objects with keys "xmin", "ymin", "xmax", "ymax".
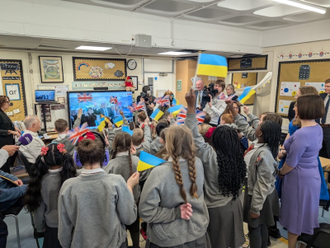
[
  {"xmin": 150, "ymin": 109, "xmax": 164, "ymax": 121},
  {"xmin": 196, "ymin": 54, "xmax": 228, "ymax": 77},
  {"xmin": 168, "ymin": 104, "xmax": 184, "ymax": 117},
  {"xmin": 238, "ymin": 87, "xmax": 256, "ymax": 104},
  {"xmin": 122, "ymin": 126, "xmax": 133, "ymax": 136},
  {"xmin": 114, "ymin": 116, "xmax": 123, "ymax": 127},
  {"xmin": 137, "ymin": 151, "xmax": 165, "ymax": 171},
  {"xmin": 171, "ymin": 95, "xmax": 179, "ymax": 106},
  {"xmin": 98, "ymin": 117, "xmax": 106, "ymax": 132}
]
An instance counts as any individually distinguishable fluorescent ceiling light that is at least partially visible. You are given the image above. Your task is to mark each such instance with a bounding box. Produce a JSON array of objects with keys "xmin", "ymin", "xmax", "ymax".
[
  {"xmin": 271, "ymin": 0, "xmax": 326, "ymax": 14},
  {"xmin": 158, "ymin": 51, "xmax": 192, "ymax": 55},
  {"xmin": 75, "ymin": 46, "xmax": 112, "ymax": 51}
]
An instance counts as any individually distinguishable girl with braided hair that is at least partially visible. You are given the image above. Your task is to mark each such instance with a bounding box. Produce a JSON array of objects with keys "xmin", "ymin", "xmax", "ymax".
[
  {"xmin": 139, "ymin": 125, "xmax": 209, "ymax": 248},
  {"xmin": 243, "ymin": 120, "xmax": 281, "ymax": 248},
  {"xmin": 184, "ymin": 88, "xmax": 246, "ymax": 248},
  {"xmin": 103, "ymin": 132, "xmax": 140, "ymax": 248},
  {"xmin": 25, "ymin": 143, "xmax": 77, "ymax": 248}
]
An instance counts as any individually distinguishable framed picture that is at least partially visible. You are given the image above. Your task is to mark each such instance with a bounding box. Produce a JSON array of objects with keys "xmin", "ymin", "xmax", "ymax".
[
  {"xmin": 131, "ymin": 76, "xmax": 138, "ymax": 91},
  {"xmin": 5, "ymin": 84, "xmax": 21, "ymax": 101},
  {"xmin": 39, "ymin": 56, "xmax": 64, "ymax": 83}
]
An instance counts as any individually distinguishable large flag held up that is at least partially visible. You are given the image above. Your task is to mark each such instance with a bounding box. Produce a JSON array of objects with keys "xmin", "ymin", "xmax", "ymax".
[{"xmin": 196, "ymin": 54, "xmax": 228, "ymax": 78}]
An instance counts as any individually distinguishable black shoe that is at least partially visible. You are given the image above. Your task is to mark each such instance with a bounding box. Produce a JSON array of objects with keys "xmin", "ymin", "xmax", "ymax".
[
  {"xmin": 268, "ymin": 227, "xmax": 281, "ymax": 239},
  {"xmin": 267, "ymin": 237, "xmax": 271, "ymax": 246}
]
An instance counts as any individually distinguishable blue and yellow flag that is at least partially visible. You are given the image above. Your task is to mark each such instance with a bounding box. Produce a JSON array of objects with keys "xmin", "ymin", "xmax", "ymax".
[
  {"xmin": 150, "ymin": 109, "xmax": 164, "ymax": 121},
  {"xmin": 98, "ymin": 117, "xmax": 106, "ymax": 132},
  {"xmin": 137, "ymin": 151, "xmax": 165, "ymax": 172},
  {"xmin": 196, "ymin": 54, "xmax": 228, "ymax": 77},
  {"xmin": 114, "ymin": 116, "xmax": 123, "ymax": 127},
  {"xmin": 171, "ymin": 95, "xmax": 179, "ymax": 106},
  {"xmin": 238, "ymin": 87, "xmax": 256, "ymax": 104},
  {"xmin": 122, "ymin": 126, "xmax": 133, "ymax": 136},
  {"xmin": 168, "ymin": 104, "xmax": 184, "ymax": 117}
]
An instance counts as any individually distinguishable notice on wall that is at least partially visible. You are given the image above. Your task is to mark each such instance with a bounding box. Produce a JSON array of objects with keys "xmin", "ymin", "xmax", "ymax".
[
  {"xmin": 177, "ymin": 80, "xmax": 182, "ymax": 92},
  {"xmin": 305, "ymin": 82, "xmax": 325, "ymax": 94},
  {"xmin": 279, "ymin": 82, "xmax": 300, "ymax": 97},
  {"xmin": 5, "ymin": 84, "xmax": 20, "ymax": 100},
  {"xmin": 277, "ymin": 100, "xmax": 292, "ymax": 115}
]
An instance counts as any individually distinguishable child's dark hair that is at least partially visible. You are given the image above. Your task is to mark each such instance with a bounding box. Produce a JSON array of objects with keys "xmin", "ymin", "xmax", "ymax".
[
  {"xmin": 77, "ymin": 138, "xmax": 105, "ymax": 166},
  {"xmin": 137, "ymin": 111, "xmax": 147, "ymax": 122},
  {"xmin": 260, "ymin": 120, "xmax": 281, "ymax": 159},
  {"xmin": 25, "ymin": 143, "xmax": 77, "ymax": 212},
  {"xmin": 54, "ymin": 118, "xmax": 68, "ymax": 133},
  {"xmin": 204, "ymin": 113, "xmax": 211, "ymax": 124},
  {"xmin": 156, "ymin": 121, "xmax": 169, "ymax": 137},
  {"xmin": 263, "ymin": 113, "xmax": 283, "ymax": 127},
  {"xmin": 111, "ymin": 132, "xmax": 133, "ymax": 175},
  {"xmin": 211, "ymin": 126, "xmax": 246, "ymax": 200}
]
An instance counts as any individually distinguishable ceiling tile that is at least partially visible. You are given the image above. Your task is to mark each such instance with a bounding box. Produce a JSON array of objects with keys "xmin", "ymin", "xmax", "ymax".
[
  {"xmin": 283, "ymin": 11, "xmax": 330, "ymax": 22},
  {"xmin": 217, "ymin": 0, "xmax": 271, "ymax": 11},
  {"xmin": 220, "ymin": 15, "xmax": 262, "ymax": 24},
  {"xmin": 249, "ymin": 20, "xmax": 287, "ymax": 28},
  {"xmin": 143, "ymin": 0, "xmax": 195, "ymax": 14},
  {"xmin": 186, "ymin": 7, "xmax": 232, "ymax": 19},
  {"xmin": 302, "ymin": 0, "xmax": 330, "ymax": 7},
  {"xmin": 254, "ymin": 5, "xmax": 306, "ymax": 17}
]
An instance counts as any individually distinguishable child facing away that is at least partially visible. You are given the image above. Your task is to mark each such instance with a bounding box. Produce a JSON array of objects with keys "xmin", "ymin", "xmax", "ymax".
[
  {"xmin": 184, "ymin": 88, "xmax": 246, "ymax": 248},
  {"xmin": 139, "ymin": 125, "xmax": 209, "ymax": 248},
  {"xmin": 54, "ymin": 119, "xmax": 75, "ymax": 155},
  {"xmin": 243, "ymin": 120, "xmax": 281, "ymax": 248},
  {"xmin": 58, "ymin": 137, "xmax": 139, "ymax": 248},
  {"xmin": 25, "ymin": 143, "xmax": 77, "ymax": 248},
  {"xmin": 150, "ymin": 120, "xmax": 170, "ymax": 155},
  {"xmin": 104, "ymin": 132, "xmax": 141, "ymax": 248},
  {"xmin": 132, "ymin": 115, "xmax": 152, "ymax": 157}
]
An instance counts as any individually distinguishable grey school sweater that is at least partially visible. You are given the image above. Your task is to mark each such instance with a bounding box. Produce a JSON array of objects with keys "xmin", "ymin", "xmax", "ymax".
[
  {"xmin": 103, "ymin": 155, "xmax": 140, "ymax": 202},
  {"xmin": 139, "ymin": 158, "xmax": 209, "ymax": 247},
  {"xmin": 55, "ymin": 135, "xmax": 75, "ymax": 155},
  {"xmin": 58, "ymin": 171, "xmax": 136, "ymax": 248},
  {"xmin": 247, "ymin": 145, "xmax": 278, "ymax": 215},
  {"xmin": 33, "ymin": 170, "xmax": 62, "ymax": 232},
  {"xmin": 150, "ymin": 137, "xmax": 164, "ymax": 155},
  {"xmin": 185, "ymin": 113, "xmax": 234, "ymax": 208},
  {"xmin": 234, "ymin": 113, "xmax": 260, "ymax": 142}
]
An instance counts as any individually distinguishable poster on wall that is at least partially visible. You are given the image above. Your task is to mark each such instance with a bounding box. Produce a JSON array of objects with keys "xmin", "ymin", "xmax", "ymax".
[
  {"xmin": 39, "ymin": 56, "xmax": 64, "ymax": 83},
  {"xmin": 279, "ymin": 82, "xmax": 300, "ymax": 97},
  {"xmin": 0, "ymin": 60, "xmax": 27, "ymax": 121},
  {"xmin": 73, "ymin": 57, "xmax": 126, "ymax": 81},
  {"xmin": 305, "ymin": 82, "xmax": 325, "ymax": 94},
  {"xmin": 277, "ymin": 100, "xmax": 292, "ymax": 115}
]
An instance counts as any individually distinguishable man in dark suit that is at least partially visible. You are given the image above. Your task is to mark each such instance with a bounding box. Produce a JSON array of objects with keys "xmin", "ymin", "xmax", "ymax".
[
  {"xmin": 319, "ymin": 78, "xmax": 330, "ymax": 158},
  {"xmin": 195, "ymin": 80, "xmax": 207, "ymax": 110},
  {"xmin": 98, "ymin": 103, "xmax": 115, "ymax": 120}
]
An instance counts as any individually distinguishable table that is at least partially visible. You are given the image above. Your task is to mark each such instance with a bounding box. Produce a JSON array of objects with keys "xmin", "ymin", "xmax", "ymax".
[{"xmin": 320, "ymin": 157, "xmax": 330, "ymax": 169}]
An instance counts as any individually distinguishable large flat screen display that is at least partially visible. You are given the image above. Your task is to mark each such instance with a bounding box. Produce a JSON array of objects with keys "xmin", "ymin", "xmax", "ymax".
[{"xmin": 67, "ymin": 91, "xmax": 133, "ymax": 128}]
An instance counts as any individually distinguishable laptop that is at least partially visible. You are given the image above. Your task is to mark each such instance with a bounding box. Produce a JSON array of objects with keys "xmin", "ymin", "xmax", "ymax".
[{"xmin": 35, "ymin": 90, "xmax": 58, "ymax": 104}]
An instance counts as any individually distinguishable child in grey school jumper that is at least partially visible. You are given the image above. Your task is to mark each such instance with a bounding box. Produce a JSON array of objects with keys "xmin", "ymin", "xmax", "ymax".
[
  {"xmin": 104, "ymin": 132, "xmax": 140, "ymax": 248},
  {"xmin": 25, "ymin": 143, "xmax": 77, "ymax": 248},
  {"xmin": 149, "ymin": 121, "xmax": 169, "ymax": 155},
  {"xmin": 54, "ymin": 118, "xmax": 75, "ymax": 155},
  {"xmin": 243, "ymin": 120, "xmax": 280, "ymax": 248},
  {"xmin": 58, "ymin": 138, "xmax": 139, "ymax": 248},
  {"xmin": 139, "ymin": 125, "xmax": 209, "ymax": 248},
  {"xmin": 132, "ymin": 117, "xmax": 152, "ymax": 158},
  {"xmin": 184, "ymin": 89, "xmax": 246, "ymax": 248}
]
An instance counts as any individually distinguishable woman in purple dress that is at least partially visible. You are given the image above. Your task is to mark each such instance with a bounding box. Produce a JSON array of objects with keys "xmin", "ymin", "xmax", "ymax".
[{"xmin": 279, "ymin": 94, "xmax": 325, "ymax": 248}]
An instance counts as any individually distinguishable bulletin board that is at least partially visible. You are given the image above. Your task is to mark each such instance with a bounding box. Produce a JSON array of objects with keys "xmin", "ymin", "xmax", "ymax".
[
  {"xmin": 228, "ymin": 55, "xmax": 268, "ymax": 71},
  {"xmin": 231, "ymin": 72, "xmax": 257, "ymax": 105},
  {"xmin": 275, "ymin": 59, "xmax": 330, "ymax": 117},
  {"xmin": 0, "ymin": 60, "xmax": 27, "ymax": 121},
  {"xmin": 73, "ymin": 57, "xmax": 126, "ymax": 81}
]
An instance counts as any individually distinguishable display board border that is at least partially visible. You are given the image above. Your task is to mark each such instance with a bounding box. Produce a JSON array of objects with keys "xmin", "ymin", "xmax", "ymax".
[{"xmin": 275, "ymin": 59, "xmax": 330, "ymax": 118}]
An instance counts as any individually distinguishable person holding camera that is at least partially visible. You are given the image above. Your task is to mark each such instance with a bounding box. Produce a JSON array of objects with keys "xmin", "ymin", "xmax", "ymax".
[
  {"xmin": 137, "ymin": 86, "xmax": 155, "ymax": 117},
  {"xmin": 203, "ymin": 80, "xmax": 227, "ymax": 127}
]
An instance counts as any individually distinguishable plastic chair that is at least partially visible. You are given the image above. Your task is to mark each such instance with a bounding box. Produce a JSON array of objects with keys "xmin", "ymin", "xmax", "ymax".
[
  {"xmin": 1, "ymin": 204, "xmax": 24, "ymax": 248},
  {"xmin": 296, "ymin": 223, "xmax": 330, "ymax": 248}
]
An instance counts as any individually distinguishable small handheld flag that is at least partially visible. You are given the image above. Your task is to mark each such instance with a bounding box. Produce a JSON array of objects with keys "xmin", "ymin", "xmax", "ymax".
[
  {"xmin": 167, "ymin": 104, "xmax": 184, "ymax": 117},
  {"xmin": 150, "ymin": 109, "xmax": 164, "ymax": 121},
  {"xmin": 122, "ymin": 126, "xmax": 133, "ymax": 136},
  {"xmin": 137, "ymin": 151, "xmax": 165, "ymax": 172},
  {"xmin": 156, "ymin": 95, "xmax": 170, "ymax": 106},
  {"xmin": 171, "ymin": 95, "xmax": 178, "ymax": 106},
  {"xmin": 196, "ymin": 54, "xmax": 228, "ymax": 78},
  {"xmin": 68, "ymin": 122, "xmax": 89, "ymax": 145},
  {"xmin": 217, "ymin": 92, "xmax": 227, "ymax": 100},
  {"xmin": 114, "ymin": 116, "xmax": 123, "ymax": 127},
  {"xmin": 237, "ymin": 87, "xmax": 256, "ymax": 104},
  {"xmin": 98, "ymin": 117, "xmax": 106, "ymax": 132}
]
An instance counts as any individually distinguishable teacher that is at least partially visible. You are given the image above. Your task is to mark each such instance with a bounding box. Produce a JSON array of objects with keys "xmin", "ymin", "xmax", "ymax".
[{"xmin": 0, "ymin": 95, "xmax": 21, "ymax": 173}]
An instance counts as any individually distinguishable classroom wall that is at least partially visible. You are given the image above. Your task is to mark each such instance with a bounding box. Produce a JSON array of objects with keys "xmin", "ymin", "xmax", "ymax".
[
  {"xmin": 0, "ymin": 48, "xmax": 174, "ymax": 130},
  {"xmin": 262, "ymin": 40, "xmax": 330, "ymax": 131}
]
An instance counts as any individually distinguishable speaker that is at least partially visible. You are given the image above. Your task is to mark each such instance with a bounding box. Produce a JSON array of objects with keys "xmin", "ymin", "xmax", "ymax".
[{"xmin": 135, "ymin": 34, "xmax": 152, "ymax": 48}]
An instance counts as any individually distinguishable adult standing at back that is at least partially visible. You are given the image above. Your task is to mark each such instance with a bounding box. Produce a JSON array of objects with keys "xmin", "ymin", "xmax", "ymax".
[
  {"xmin": 319, "ymin": 78, "xmax": 330, "ymax": 158},
  {"xmin": 279, "ymin": 94, "xmax": 324, "ymax": 248},
  {"xmin": 0, "ymin": 95, "xmax": 21, "ymax": 173},
  {"xmin": 137, "ymin": 86, "xmax": 155, "ymax": 117},
  {"xmin": 195, "ymin": 80, "xmax": 207, "ymax": 110},
  {"xmin": 226, "ymin": 84, "xmax": 238, "ymax": 101}
]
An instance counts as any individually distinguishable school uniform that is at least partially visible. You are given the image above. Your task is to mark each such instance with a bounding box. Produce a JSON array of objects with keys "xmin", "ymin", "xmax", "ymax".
[
  {"xmin": 234, "ymin": 113, "xmax": 260, "ymax": 142},
  {"xmin": 150, "ymin": 137, "xmax": 163, "ymax": 155},
  {"xmin": 185, "ymin": 113, "xmax": 245, "ymax": 248},
  {"xmin": 139, "ymin": 158, "xmax": 209, "ymax": 247},
  {"xmin": 243, "ymin": 145, "xmax": 279, "ymax": 248},
  {"xmin": 33, "ymin": 168, "xmax": 64, "ymax": 248},
  {"xmin": 58, "ymin": 169, "xmax": 136, "ymax": 248},
  {"xmin": 54, "ymin": 134, "xmax": 75, "ymax": 155}
]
